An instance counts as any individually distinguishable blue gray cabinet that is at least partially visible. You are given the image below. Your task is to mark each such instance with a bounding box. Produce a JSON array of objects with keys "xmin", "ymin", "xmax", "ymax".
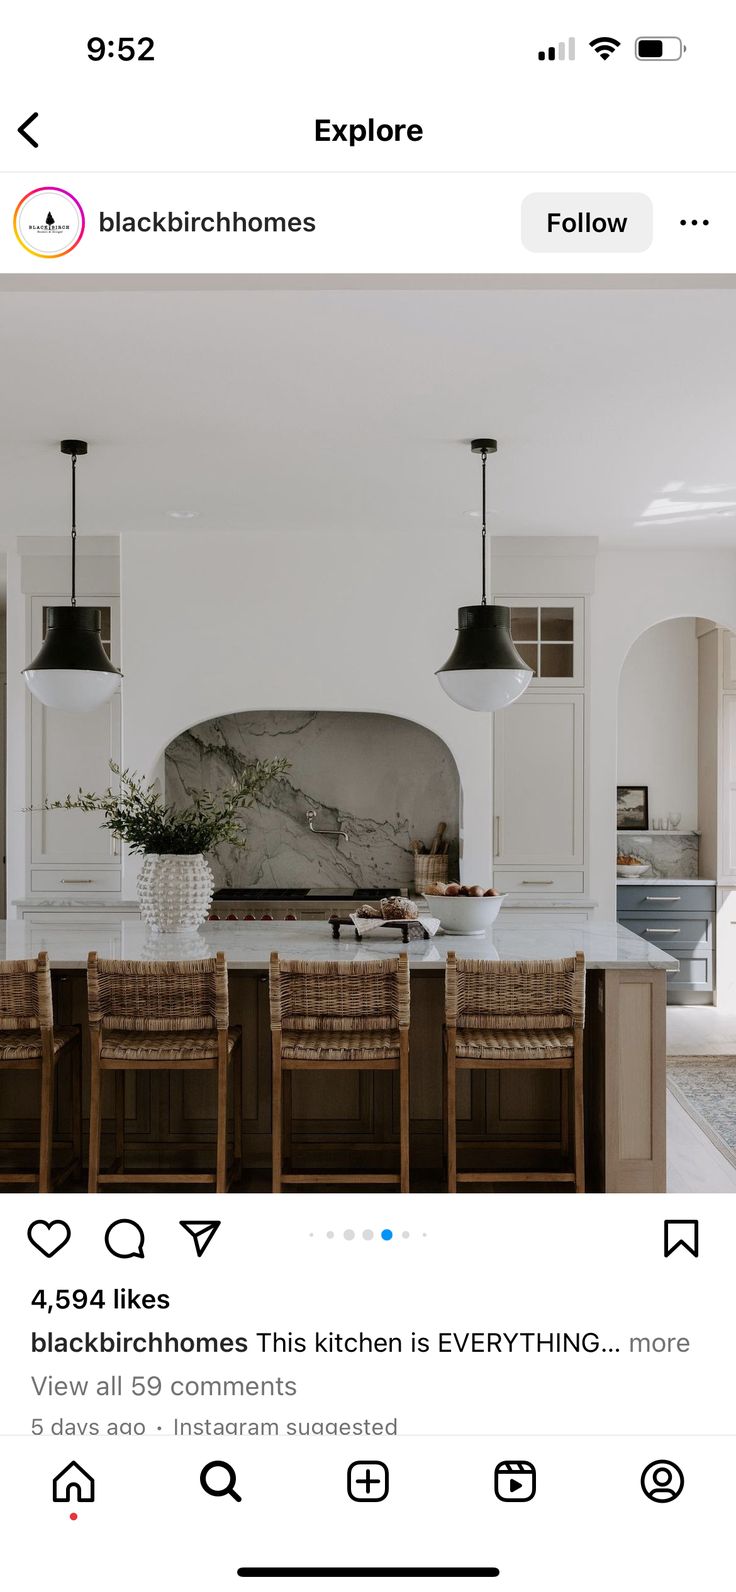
[{"xmin": 617, "ymin": 882, "xmax": 715, "ymax": 1005}]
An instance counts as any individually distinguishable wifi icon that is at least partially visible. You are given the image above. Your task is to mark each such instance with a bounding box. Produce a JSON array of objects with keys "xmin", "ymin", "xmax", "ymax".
[{"xmin": 589, "ymin": 35, "xmax": 621, "ymax": 59}]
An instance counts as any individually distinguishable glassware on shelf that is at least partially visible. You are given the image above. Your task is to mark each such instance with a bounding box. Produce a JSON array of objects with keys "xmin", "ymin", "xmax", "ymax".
[{"xmin": 667, "ymin": 813, "xmax": 682, "ymax": 830}]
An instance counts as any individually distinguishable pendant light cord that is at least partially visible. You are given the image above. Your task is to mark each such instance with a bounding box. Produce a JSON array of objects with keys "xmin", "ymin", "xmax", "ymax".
[
  {"xmin": 481, "ymin": 446, "xmax": 487, "ymax": 605},
  {"xmin": 70, "ymin": 450, "xmax": 77, "ymax": 607}
]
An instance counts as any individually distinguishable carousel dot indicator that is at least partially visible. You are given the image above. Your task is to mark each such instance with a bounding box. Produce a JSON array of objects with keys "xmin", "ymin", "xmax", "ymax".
[
  {"xmin": 362, "ymin": 1229, "xmax": 374, "ymax": 1240},
  {"xmin": 344, "ymin": 1229, "xmax": 355, "ymax": 1241},
  {"xmin": 381, "ymin": 1228, "xmax": 393, "ymax": 1241}
]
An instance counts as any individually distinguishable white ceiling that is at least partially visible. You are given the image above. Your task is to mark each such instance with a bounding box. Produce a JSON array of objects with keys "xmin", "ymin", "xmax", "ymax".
[{"xmin": 1, "ymin": 278, "xmax": 736, "ymax": 548}]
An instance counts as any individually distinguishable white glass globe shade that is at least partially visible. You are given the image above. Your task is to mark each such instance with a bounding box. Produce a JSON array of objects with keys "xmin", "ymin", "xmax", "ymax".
[
  {"xmin": 23, "ymin": 668, "xmax": 122, "ymax": 713},
  {"xmin": 437, "ymin": 667, "xmax": 532, "ymax": 712}
]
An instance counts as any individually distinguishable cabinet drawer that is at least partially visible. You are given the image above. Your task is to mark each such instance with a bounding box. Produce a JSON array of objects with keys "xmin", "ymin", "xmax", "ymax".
[
  {"xmin": 619, "ymin": 914, "xmax": 712, "ymax": 952},
  {"xmin": 617, "ymin": 884, "xmax": 715, "ymax": 914},
  {"xmin": 30, "ymin": 868, "xmax": 122, "ymax": 894},
  {"xmin": 495, "ymin": 869, "xmax": 585, "ymax": 895}
]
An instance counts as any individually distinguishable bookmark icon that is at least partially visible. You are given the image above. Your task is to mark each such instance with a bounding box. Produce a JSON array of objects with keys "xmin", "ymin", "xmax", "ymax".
[
  {"xmin": 663, "ymin": 1219, "xmax": 699, "ymax": 1259},
  {"xmin": 180, "ymin": 1219, "xmax": 221, "ymax": 1258}
]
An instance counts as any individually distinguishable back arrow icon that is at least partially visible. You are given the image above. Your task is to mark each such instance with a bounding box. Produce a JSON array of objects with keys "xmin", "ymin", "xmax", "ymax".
[{"xmin": 18, "ymin": 112, "xmax": 39, "ymax": 148}]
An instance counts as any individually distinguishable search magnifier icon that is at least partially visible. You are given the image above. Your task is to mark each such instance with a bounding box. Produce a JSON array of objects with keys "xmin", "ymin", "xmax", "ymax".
[{"xmin": 200, "ymin": 1461, "xmax": 242, "ymax": 1502}]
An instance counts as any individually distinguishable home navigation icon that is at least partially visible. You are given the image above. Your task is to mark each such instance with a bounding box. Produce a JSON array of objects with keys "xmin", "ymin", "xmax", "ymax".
[{"xmin": 53, "ymin": 1461, "xmax": 95, "ymax": 1504}]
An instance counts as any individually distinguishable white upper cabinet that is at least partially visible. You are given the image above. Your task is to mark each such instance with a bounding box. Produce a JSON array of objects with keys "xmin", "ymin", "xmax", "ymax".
[
  {"xmin": 493, "ymin": 691, "xmax": 584, "ymax": 870},
  {"xmin": 504, "ymin": 598, "xmax": 585, "ymax": 688},
  {"xmin": 723, "ymin": 629, "xmax": 736, "ymax": 691},
  {"xmin": 28, "ymin": 597, "xmax": 121, "ymax": 880},
  {"xmin": 721, "ymin": 690, "xmax": 736, "ymax": 880}
]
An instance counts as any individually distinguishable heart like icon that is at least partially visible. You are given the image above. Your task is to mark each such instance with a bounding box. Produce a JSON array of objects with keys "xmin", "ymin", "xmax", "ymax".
[{"xmin": 27, "ymin": 1220, "xmax": 72, "ymax": 1258}]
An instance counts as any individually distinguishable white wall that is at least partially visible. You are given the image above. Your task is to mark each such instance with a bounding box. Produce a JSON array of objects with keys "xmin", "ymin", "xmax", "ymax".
[
  {"xmin": 617, "ymin": 618, "xmax": 699, "ymax": 831},
  {"xmin": 119, "ymin": 527, "xmax": 494, "ymax": 888}
]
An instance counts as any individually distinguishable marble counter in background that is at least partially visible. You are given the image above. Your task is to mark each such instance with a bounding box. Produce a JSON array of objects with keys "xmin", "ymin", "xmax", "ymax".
[
  {"xmin": 166, "ymin": 710, "xmax": 460, "ymax": 891},
  {"xmin": 616, "ymin": 831, "xmax": 700, "ymax": 879}
]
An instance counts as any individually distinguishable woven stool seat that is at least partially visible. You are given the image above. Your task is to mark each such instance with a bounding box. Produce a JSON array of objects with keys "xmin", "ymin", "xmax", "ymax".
[
  {"xmin": 0, "ymin": 1027, "xmax": 78, "ymax": 1062},
  {"xmin": 455, "ymin": 1027, "xmax": 575, "ymax": 1064},
  {"xmin": 87, "ymin": 951, "xmax": 242, "ymax": 1192},
  {"xmin": 444, "ymin": 952, "xmax": 586, "ymax": 1192},
  {"xmin": 0, "ymin": 952, "xmax": 81, "ymax": 1191},
  {"xmin": 270, "ymin": 952, "xmax": 411, "ymax": 1191},
  {"xmin": 281, "ymin": 1030, "xmax": 401, "ymax": 1064},
  {"xmin": 99, "ymin": 1027, "xmax": 240, "ymax": 1063}
]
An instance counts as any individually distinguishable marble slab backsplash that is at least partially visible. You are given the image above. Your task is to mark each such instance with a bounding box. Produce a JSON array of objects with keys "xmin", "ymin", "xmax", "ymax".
[
  {"xmin": 617, "ymin": 832, "xmax": 700, "ymax": 879},
  {"xmin": 165, "ymin": 711, "xmax": 460, "ymax": 891}
]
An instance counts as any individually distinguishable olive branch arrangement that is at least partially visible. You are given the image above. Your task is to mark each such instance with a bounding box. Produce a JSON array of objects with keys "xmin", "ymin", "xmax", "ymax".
[{"xmin": 35, "ymin": 758, "xmax": 288, "ymax": 856}]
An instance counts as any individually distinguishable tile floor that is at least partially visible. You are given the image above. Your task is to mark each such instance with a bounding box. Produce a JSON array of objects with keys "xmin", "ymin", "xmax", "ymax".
[{"xmin": 666, "ymin": 1005, "xmax": 736, "ymax": 1192}]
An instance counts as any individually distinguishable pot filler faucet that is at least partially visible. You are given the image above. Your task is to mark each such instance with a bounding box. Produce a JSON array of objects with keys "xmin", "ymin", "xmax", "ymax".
[{"xmin": 306, "ymin": 808, "xmax": 351, "ymax": 844}]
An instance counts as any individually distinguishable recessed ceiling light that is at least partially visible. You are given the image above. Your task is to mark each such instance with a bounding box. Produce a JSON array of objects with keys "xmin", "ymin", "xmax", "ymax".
[{"xmin": 167, "ymin": 508, "xmax": 199, "ymax": 520}]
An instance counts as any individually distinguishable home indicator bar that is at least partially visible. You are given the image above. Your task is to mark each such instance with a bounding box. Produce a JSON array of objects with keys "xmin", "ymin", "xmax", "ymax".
[{"xmin": 236, "ymin": 1573, "xmax": 501, "ymax": 1581}]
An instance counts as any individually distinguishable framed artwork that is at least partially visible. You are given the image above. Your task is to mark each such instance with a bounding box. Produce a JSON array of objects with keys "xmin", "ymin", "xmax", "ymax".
[{"xmin": 617, "ymin": 785, "xmax": 649, "ymax": 831}]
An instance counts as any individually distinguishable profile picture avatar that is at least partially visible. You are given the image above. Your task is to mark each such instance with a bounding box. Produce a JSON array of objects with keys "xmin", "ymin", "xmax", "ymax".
[{"xmin": 13, "ymin": 186, "xmax": 85, "ymax": 258}]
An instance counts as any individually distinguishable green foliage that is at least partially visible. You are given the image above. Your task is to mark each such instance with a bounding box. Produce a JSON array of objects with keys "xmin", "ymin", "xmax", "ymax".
[{"xmin": 36, "ymin": 759, "xmax": 288, "ymax": 857}]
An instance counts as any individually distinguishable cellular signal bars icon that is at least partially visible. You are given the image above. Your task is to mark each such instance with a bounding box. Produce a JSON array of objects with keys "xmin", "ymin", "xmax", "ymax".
[{"xmin": 538, "ymin": 38, "xmax": 575, "ymax": 61}]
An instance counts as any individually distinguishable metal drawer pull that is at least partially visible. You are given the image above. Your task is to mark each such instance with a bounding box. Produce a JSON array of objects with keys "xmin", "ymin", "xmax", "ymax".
[
  {"xmin": 644, "ymin": 895, "xmax": 681, "ymax": 902},
  {"xmin": 643, "ymin": 926, "xmax": 681, "ymax": 934},
  {"xmin": 60, "ymin": 878, "xmax": 95, "ymax": 884},
  {"xmin": 666, "ymin": 967, "xmax": 680, "ymax": 974},
  {"xmin": 521, "ymin": 879, "xmax": 555, "ymax": 886}
]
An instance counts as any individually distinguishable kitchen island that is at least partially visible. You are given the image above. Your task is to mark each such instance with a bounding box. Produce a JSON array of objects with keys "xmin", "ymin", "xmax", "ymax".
[{"xmin": 0, "ymin": 918, "xmax": 674, "ymax": 1193}]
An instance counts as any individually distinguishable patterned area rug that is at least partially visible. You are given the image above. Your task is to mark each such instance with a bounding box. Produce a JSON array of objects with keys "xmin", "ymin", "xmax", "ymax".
[{"xmin": 667, "ymin": 1057, "xmax": 736, "ymax": 1169}]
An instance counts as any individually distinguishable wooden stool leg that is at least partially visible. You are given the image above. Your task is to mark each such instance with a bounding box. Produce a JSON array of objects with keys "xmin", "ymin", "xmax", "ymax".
[
  {"xmin": 272, "ymin": 1037, "xmax": 282, "ymax": 1193},
  {"xmin": 446, "ymin": 1030, "xmax": 457, "ymax": 1193},
  {"xmin": 71, "ymin": 1042, "xmax": 83, "ymax": 1178},
  {"xmin": 216, "ymin": 1043, "xmax": 228, "ymax": 1194},
  {"xmin": 233, "ymin": 1042, "xmax": 243, "ymax": 1180},
  {"xmin": 88, "ymin": 1038, "xmax": 102, "ymax": 1193},
  {"xmin": 38, "ymin": 1052, "xmax": 54, "ymax": 1193},
  {"xmin": 114, "ymin": 1072, "xmax": 125, "ymax": 1169},
  {"xmin": 573, "ymin": 1032, "xmax": 585, "ymax": 1193},
  {"xmin": 561, "ymin": 1071, "xmax": 570, "ymax": 1162},
  {"xmin": 442, "ymin": 1029, "xmax": 449, "ymax": 1178},
  {"xmin": 283, "ymin": 1070, "xmax": 293, "ymax": 1175},
  {"xmin": 399, "ymin": 1033, "xmax": 410, "ymax": 1193}
]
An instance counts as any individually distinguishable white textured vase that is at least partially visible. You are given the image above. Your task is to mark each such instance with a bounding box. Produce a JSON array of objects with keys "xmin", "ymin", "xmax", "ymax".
[{"xmin": 136, "ymin": 853, "xmax": 215, "ymax": 933}]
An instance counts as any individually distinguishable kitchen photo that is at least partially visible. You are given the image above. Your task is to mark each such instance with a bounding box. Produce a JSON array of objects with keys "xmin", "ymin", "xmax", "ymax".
[{"xmin": 1, "ymin": 272, "xmax": 735, "ymax": 1195}]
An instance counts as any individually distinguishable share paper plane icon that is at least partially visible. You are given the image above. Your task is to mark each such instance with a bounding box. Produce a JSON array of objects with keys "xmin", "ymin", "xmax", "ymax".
[{"xmin": 179, "ymin": 1220, "xmax": 221, "ymax": 1257}]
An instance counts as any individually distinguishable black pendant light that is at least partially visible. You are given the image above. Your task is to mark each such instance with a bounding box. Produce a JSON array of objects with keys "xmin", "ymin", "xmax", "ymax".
[
  {"xmin": 23, "ymin": 441, "xmax": 122, "ymax": 712},
  {"xmin": 436, "ymin": 439, "xmax": 533, "ymax": 711}
]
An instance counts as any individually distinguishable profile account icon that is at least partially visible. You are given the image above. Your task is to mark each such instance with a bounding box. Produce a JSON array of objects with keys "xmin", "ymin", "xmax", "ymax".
[
  {"xmin": 53, "ymin": 1461, "xmax": 95, "ymax": 1504},
  {"xmin": 640, "ymin": 1460, "xmax": 684, "ymax": 1503}
]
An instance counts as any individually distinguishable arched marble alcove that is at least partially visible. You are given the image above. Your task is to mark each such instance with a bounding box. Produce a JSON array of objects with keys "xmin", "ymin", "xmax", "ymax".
[{"xmin": 165, "ymin": 710, "xmax": 461, "ymax": 891}]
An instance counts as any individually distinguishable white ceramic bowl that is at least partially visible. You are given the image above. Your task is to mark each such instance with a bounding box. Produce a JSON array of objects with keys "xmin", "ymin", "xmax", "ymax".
[
  {"xmin": 422, "ymin": 892, "xmax": 506, "ymax": 935},
  {"xmin": 616, "ymin": 863, "xmax": 649, "ymax": 877}
]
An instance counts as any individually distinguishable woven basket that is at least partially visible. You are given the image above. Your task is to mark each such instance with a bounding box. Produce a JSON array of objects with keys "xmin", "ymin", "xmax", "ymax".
[{"xmin": 414, "ymin": 853, "xmax": 449, "ymax": 893}]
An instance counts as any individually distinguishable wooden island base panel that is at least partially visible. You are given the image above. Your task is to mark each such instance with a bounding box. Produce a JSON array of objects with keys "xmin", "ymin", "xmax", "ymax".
[{"xmin": 0, "ymin": 919, "xmax": 673, "ymax": 1194}]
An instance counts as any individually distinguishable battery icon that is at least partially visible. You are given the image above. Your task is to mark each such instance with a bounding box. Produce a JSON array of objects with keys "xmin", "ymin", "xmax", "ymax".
[{"xmin": 635, "ymin": 37, "xmax": 684, "ymax": 59}]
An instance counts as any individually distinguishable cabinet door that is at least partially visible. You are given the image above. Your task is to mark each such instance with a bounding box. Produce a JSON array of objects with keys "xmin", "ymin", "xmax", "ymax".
[
  {"xmin": 503, "ymin": 598, "xmax": 584, "ymax": 688},
  {"xmin": 723, "ymin": 631, "xmax": 736, "ymax": 690},
  {"xmin": 493, "ymin": 693, "xmax": 584, "ymax": 867},
  {"xmin": 721, "ymin": 692, "xmax": 736, "ymax": 879},
  {"xmin": 29, "ymin": 597, "xmax": 121, "ymax": 869}
]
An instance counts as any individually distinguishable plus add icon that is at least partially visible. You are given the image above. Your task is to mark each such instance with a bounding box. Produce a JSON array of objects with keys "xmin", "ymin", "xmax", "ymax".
[{"xmin": 347, "ymin": 1460, "xmax": 389, "ymax": 1503}]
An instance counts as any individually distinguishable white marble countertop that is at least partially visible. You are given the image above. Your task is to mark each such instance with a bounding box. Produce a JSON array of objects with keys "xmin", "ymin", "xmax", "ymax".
[{"xmin": 0, "ymin": 916, "xmax": 676, "ymax": 971}]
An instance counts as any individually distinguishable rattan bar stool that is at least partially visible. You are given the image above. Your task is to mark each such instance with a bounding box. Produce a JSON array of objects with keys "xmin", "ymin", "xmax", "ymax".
[
  {"xmin": 269, "ymin": 952, "xmax": 410, "ymax": 1192},
  {"xmin": 86, "ymin": 951, "xmax": 242, "ymax": 1192},
  {"xmin": 0, "ymin": 952, "xmax": 81, "ymax": 1191},
  {"xmin": 444, "ymin": 951, "xmax": 585, "ymax": 1192}
]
